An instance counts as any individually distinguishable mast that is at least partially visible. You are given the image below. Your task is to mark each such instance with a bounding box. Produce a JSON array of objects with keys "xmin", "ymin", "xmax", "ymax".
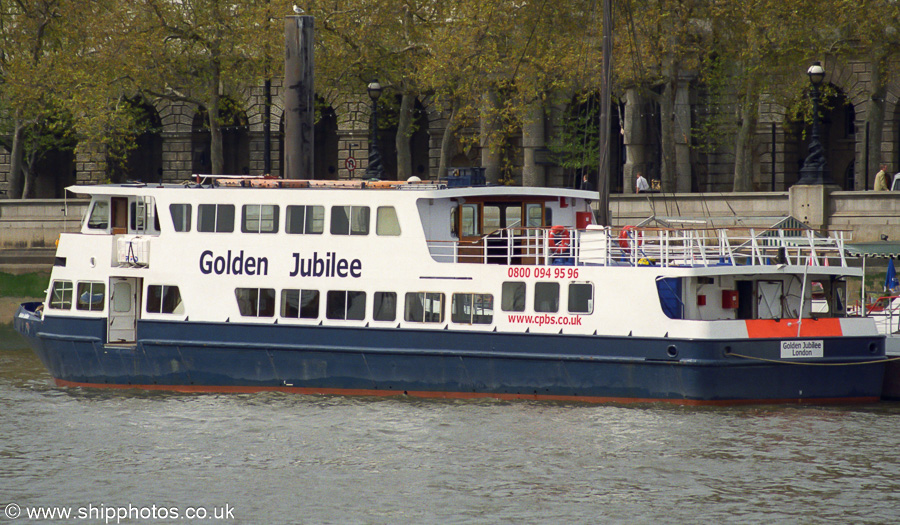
[{"xmin": 597, "ymin": 0, "xmax": 612, "ymax": 226}]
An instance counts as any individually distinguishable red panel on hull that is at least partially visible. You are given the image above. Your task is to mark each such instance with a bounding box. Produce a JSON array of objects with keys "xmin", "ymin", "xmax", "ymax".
[{"xmin": 744, "ymin": 318, "xmax": 843, "ymax": 338}]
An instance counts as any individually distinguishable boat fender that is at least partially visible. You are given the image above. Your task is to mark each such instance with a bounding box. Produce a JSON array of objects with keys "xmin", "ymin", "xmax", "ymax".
[
  {"xmin": 618, "ymin": 226, "xmax": 643, "ymax": 254},
  {"xmin": 550, "ymin": 225, "xmax": 570, "ymax": 255}
]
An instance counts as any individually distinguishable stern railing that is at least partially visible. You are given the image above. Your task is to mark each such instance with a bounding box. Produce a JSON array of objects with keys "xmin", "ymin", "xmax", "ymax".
[{"xmin": 426, "ymin": 226, "xmax": 852, "ymax": 268}]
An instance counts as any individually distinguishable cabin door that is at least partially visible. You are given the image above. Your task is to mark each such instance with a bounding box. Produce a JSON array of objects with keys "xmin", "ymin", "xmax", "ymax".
[
  {"xmin": 108, "ymin": 277, "xmax": 141, "ymax": 343},
  {"xmin": 758, "ymin": 281, "xmax": 783, "ymax": 319}
]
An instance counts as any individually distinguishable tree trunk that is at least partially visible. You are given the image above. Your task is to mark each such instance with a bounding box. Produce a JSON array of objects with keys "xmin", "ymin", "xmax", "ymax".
[
  {"xmin": 438, "ymin": 101, "xmax": 460, "ymax": 180},
  {"xmin": 8, "ymin": 119, "xmax": 26, "ymax": 199},
  {"xmin": 480, "ymin": 87, "xmax": 502, "ymax": 184},
  {"xmin": 209, "ymin": 68, "xmax": 224, "ymax": 175},
  {"xmin": 522, "ymin": 99, "xmax": 546, "ymax": 188},
  {"xmin": 396, "ymin": 93, "xmax": 415, "ymax": 180},
  {"xmin": 659, "ymin": 68, "xmax": 678, "ymax": 192},
  {"xmin": 733, "ymin": 95, "xmax": 758, "ymax": 192},
  {"xmin": 866, "ymin": 49, "xmax": 887, "ymax": 191}
]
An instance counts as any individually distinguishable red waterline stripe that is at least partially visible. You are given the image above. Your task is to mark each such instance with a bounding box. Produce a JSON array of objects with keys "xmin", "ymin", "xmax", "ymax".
[{"xmin": 53, "ymin": 379, "xmax": 879, "ymax": 406}]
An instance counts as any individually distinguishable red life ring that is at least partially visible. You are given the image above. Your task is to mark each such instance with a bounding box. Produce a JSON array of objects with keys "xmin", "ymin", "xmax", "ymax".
[
  {"xmin": 550, "ymin": 225, "xmax": 570, "ymax": 255},
  {"xmin": 618, "ymin": 226, "xmax": 642, "ymax": 253}
]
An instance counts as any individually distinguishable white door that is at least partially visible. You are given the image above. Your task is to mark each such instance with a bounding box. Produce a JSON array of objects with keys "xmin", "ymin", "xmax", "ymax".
[
  {"xmin": 758, "ymin": 281, "xmax": 783, "ymax": 319},
  {"xmin": 108, "ymin": 277, "xmax": 140, "ymax": 343}
]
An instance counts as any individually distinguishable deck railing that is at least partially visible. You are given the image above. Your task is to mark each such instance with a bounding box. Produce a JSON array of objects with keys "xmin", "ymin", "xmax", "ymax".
[{"xmin": 426, "ymin": 226, "xmax": 853, "ymax": 268}]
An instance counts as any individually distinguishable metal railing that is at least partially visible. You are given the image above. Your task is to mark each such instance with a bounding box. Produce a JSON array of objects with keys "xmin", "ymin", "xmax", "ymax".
[{"xmin": 426, "ymin": 226, "xmax": 853, "ymax": 268}]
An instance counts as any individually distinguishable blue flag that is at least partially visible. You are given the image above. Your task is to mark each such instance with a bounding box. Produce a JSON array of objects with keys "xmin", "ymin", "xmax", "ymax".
[{"xmin": 886, "ymin": 258, "xmax": 899, "ymax": 292}]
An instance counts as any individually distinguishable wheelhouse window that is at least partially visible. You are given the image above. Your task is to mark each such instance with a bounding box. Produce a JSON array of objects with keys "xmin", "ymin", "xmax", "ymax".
[
  {"xmin": 372, "ymin": 292, "xmax": 397, "ymax": 321},
  {"xmin": 170, "ymin": 204, "xmax": 192, "ymax": 232},
  {"xmin": 501, "ymin": 281, "xmax": 526, "ymax": 312},
  {"xmin": 534, "ymin": 282, "xmax": 559, "ymax": 313},
  {"xmin": 331, "ymin": 206, "xmax": 370, "ymax": 235},
  {"xmin": 281, "ymin": 289, "xmax": 319, "ymax": 319},
  {"xmin": 326, "ymin": 290, "xmax": 366, "ymax": 320},
  {"xmin": 129, "ymin": 199, "xmax": 156, "ymax": 233},
  {"xmin": 48, "ymin": 280, "xmax": 73, "ymax": 310},
  {"xmin": 235, "ymin": 288, "xmax": 276, "ymax": 317},
  {"xmin": 451, "ymin": 293, "xmax": 494, "ymax": 324},
  {"xmin": 87, "ymin": 200, "xmax": 110, "ymax": 230},
  {"xmin": 76, "ymin": 281, "xmax": 106, "ymax": 312},
  {"xmin": 460, "ymin": 204, "xmax": 478, "ymax": 237},
  {"xmin": 405, "ymin": 292, "xmax": 444, "ymax": 323},
  {"xmin": 198, "ymin": 204, "xmax": 235, "ymax": 233},
  {"xmin": 376, "ymin": 206, "xmax": 401, "ymax": 236},
  {"xmin": 146, "ymin": 285, "xmax": 183, "ymax": 314},
  {"xmin": 286, "ymin": 205, "xmax": 325, "ymax": 234},
  {"xmin": 242, "ymin": 204, "xmax": 279, "ymax": 233},
  {"xmin": 568, "ymin": 283, "xmax": 593, "ymax": 314}
]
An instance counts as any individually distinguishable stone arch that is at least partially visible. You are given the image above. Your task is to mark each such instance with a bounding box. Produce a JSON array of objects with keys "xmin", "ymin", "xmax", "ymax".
[
  {"xmin": 314, "ymin": 97, "xmax": 339, "ymax": 179},
  {"xmin": 275, "ymin": 95, "xmax": 338, "ymax": 179},
  {"xmin": 191, "ymin": 98, "xmax": 250, "ymax": 175},
  {"xmin": 556, "ymin": 91, "xmax": 627, "ymax": 191},
  {"xmin": 109, "ymin": 96, "xmax": 163, "ymax": 183},
  {"xmin": 784, "ymin": 83, "xmax": 856, "ymax": 189}
]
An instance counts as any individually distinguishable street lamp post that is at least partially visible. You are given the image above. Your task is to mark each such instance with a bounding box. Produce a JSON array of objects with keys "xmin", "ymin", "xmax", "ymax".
[
  {"xmin": 795, "ymin": 61, "xmax": 834, "ymax": 185},
  {"xmin": 365, "ymin": 80, "xmax": 385, "ymax": 179}
]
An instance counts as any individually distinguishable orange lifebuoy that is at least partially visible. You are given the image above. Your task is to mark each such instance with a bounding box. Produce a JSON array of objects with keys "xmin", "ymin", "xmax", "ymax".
[
  {"xmin": 618, "ymin": 226, "xmax": 642, "ymax": 254},
  {"xmin": 550, "ymin": 225, "xmax": 570, "ymax": 255}
]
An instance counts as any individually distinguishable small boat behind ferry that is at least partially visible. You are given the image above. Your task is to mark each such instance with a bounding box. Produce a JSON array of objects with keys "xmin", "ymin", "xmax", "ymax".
[{"xmin": 14, "ymin": 176, "xmax": 886, "ymax": 405}]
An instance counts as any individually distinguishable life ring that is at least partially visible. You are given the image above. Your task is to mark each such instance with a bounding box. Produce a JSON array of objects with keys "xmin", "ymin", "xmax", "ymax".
[
  {"xmin": 550, "ymin": 225, "xmax": 570, "ymax": 255},
  {"xmin": 618, "ymin": 226, "xmax": 642, "ymax": 254}
]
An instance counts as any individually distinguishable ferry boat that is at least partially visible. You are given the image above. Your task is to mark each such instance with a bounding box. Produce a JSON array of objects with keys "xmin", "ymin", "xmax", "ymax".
[{"xmin": 13, "ymin": 176, "xmax": 886, "ymax": 405}]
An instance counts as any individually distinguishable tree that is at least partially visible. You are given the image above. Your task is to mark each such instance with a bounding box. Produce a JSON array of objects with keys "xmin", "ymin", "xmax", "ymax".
[
  {"xmin": 0, "ymin": 0, "xmax": 68, "ymax": 198},
  {"xmin": 126, "ymin": 0, "xmax": 274, "ymax": 175}
]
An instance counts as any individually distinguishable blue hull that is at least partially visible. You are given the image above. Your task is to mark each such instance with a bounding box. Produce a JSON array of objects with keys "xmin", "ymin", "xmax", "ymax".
[{"xmin": 14, "ymin": 305, "xmax": 886, "ymax": 404}]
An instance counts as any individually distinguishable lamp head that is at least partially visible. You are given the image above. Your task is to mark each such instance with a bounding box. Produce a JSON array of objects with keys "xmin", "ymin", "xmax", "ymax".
[
  {"xmin": 367, "ymin": 80, "xmax": 383, "ymax": 102},
  {"xmin": 807, "ymin": 61, "xmax": 825, "ymax": 86}
]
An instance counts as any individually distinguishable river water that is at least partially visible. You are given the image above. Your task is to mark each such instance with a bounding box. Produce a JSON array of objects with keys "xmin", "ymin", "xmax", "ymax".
[{"xmin": 2, "ymin": 325, "xmax": 899, "ymax": 525}]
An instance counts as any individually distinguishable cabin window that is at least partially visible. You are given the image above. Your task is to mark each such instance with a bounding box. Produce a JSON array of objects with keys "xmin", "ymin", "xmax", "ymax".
[
  {"xmin": 286, "ymin": 205, "xmax": 325, "ymax": 234},
  {"xmin": 534, "ymin": 282, "xmax": 560, "ymax": 313},
  {"xmin": 405, "ymin": 292, "xmax": 444, "ymax": 323},
  {"xmin": 48, "ymin": 280, "xmax": 74, "ymax": 310},
  {"xmin": 372, "ymin": 292, "xmax": 397, "ymax": 321},
  {"xmin": 87, "ymin": 201, "xmax": 110, "ymax": 230},
  {"xmin": 170, "ymin": 204, "xmax": 192, "ymax": 232},
  {"xmin": 568, "ymin": 283, "xmax": 593, "ymax": 314},
  {"xmin": 451, "ymin": 293, "xmax": 494, "ymax": 324},
  {"xmin": 281, "ymin": 289, "xmax": 319, "ymax": 319},
  {"xmin": 506, "ymin": 206, "xmax": 523, "ymax": 229},
  {"xmin": 76, "ymin": 281, "xmax": 106, "ymax": 312},
  {"xmin": 326, "ymin": 290, "xmax": 366, "ymax": 320},
  {"xmin": 198, "ymin": 204, "xmax": 235, "ymax": 233},
  {"xmin": 242, "ymin": 204, "xmax": 279, "ymax": 234},
  {"xmin": 484, "ymin": 205, "xmax": 502, "ymax": 235},
  {"xmin": 146, "ymin": 285, "xmax": 183, "ymax": 314},
  {"xmin": 376, "ymin": 206, "xmax": 401, "ymax": 236},
  {"xmin": 501, "ymin": 281, "xmax": 526, "ymax": 312},
  {"xmin": 460, "ymin": 204, "xmax": 478, "ymax": 237},
  {"xmin": 235, "ymin": 288, "xmax": 276, "ymax": 317},
  {"xmin": 526, "ymin": 203, "xmax": 543, "ymax": 227},
  {"xmin": 331, "ymin": 206, "xmax": 370, "ymax": 235}
]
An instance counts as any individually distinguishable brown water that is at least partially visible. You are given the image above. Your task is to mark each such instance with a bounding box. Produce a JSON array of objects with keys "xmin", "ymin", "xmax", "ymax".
[{"xmin": 2, "ymin": 325, "xmax": 900, "ymax": 524}]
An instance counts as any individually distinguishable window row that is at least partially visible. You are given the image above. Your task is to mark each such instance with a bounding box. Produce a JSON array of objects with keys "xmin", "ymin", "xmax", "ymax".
[
  {"xmin": 236, "ymin": 288, "xmax": 495, "ymax": 325},
  {"xmin": 48, "ymin": 281, "xmax": 184, "ymax": 315},
  {"xmin": 47, "ymin": 280, "xmax": 593, "ymax": 319},
  {"xmin": 170, "ymin": 204, "xmax": 401, "ymax": 236},
  {"xmin": 500, "ymin": 281, "xmax": 593, "ymax": 314},
  {"xmin": 49, "ymin": 281, "xmax": 106, "ymax": 312}
]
